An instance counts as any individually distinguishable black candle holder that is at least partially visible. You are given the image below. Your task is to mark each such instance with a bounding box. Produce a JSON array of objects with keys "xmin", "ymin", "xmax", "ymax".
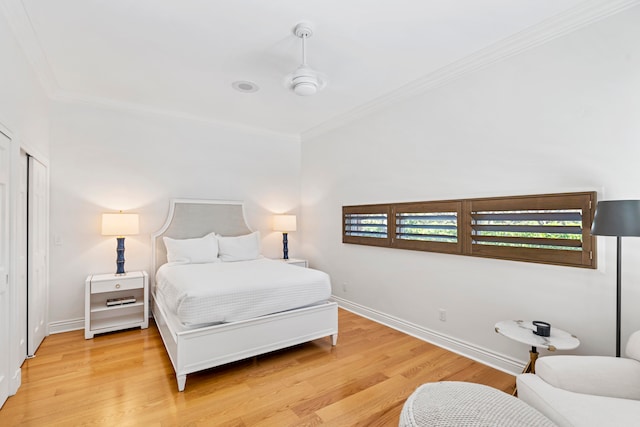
[{"xmin": 532, "ymin": 321, "xmax": 551, "ymax": 337}]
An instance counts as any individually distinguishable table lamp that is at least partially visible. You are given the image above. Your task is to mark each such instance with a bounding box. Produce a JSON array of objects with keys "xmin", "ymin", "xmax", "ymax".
[
  {"xmin": 273, "ymin": 214, "xmax": 297, "ymax": 260},
  {"xmin": 102, "ymin": 211, "xmax": 139, "ymax": 275},
  {"xmin": 591, "ymin": 200, "xmax": 640, "ymax": 357}
]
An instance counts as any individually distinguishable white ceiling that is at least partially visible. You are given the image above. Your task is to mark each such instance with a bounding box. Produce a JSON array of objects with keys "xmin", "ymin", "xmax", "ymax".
[{"xmin": 3, "ymin": 0, "xmax": 633, "ymax": 136}]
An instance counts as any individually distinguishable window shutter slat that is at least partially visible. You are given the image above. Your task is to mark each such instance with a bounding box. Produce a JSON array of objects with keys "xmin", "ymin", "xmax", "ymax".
[
  {"xmin": 473, "ymin": 224, "xmax": 583, "ymax": 234},
  {"xmin": 473, "ymin": 235, "xmax": 583, "ymax": 249},
  {"xmin": 473, "ymin": 212, "xmax": 582, "ymax": 221}
]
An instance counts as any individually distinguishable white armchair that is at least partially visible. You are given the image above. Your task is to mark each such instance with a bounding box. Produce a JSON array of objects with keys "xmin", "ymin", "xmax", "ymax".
[{"xmin": 517, "ymin": 330, "xmax": 640, "ymax": 426}]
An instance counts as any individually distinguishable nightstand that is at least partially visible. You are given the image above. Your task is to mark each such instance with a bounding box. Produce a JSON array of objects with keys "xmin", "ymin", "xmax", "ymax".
[
  {"xmin": 276, "ymin": 258, "xmax": 308, "ymax": 268},
  {"xmin": 85, "ymin": 271, "xmax": 149, "ymax": 339}
]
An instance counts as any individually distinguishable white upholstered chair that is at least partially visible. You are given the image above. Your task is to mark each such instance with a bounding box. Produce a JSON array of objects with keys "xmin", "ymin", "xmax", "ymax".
[{"xmin": 517, "ymin": 330, "xmax": 640, "ymax": 426}]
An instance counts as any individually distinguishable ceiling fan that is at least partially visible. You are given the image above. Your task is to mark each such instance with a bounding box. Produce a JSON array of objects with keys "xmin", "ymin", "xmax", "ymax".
[{"xmin": 285, "ymin": 22, "xmax": 327, "ymax": 96}]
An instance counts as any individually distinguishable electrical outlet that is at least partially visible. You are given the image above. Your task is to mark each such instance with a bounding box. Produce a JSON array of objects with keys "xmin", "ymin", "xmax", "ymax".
[
  {"xmin": 342, "ymin": 282, "xmax": 348, "ymax": 292},
  {"xmin": 439, "ymin": 309, "xmax": 447, "ymax": 322}
]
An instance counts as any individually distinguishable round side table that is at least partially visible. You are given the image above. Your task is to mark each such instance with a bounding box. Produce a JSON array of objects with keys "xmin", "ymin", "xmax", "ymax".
[{"xmin": 495, "ymin": 320, "xmax": 579, "ymax": 375}]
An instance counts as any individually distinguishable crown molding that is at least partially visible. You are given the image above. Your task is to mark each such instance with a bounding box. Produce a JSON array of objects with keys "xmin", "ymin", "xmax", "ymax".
[
  {"xmin": 302, "ymin": 0, "xmax": 640, "ymax": 140},
  {"xmin": 53, "ymin": 91, "xmax": 301, "ymax": 142},
  {"xmin": 0, "ymin": 0, "xmax": 60, "ymax": 98}
]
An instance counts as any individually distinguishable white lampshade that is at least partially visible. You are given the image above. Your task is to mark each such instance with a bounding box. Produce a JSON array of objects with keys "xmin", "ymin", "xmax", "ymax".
[
  {"xmin": 101, "ymin": 212, "xmax": 139, "ymax": 236},
  {"xmin": 273, "ymin": 214, "xmax": 297, "ymax": 232}
]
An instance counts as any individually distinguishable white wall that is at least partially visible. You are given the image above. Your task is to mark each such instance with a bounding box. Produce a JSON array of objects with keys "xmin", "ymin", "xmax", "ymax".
[
  {"xmin": 301, "ymin": 6, "xmax": 640, "ymax": 370},
  {"xmin": 49, "ymin": 102, "xmax": 302, "ymax": 330},
  {"xmin": 0, "ymin": 9, "xmax": 50, "ymax": 157}
]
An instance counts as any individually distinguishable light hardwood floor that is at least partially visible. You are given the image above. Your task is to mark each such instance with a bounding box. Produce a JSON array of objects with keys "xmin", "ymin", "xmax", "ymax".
[{"xmin": 0, "ymin": 308, "xmax": 515, "ymax": 426}]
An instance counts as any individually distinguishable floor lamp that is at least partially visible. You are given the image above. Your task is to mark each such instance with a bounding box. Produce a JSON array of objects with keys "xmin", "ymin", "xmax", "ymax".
[{"xmin": 591, "ymin": 200, "xmax": 640, "ymax": 357}]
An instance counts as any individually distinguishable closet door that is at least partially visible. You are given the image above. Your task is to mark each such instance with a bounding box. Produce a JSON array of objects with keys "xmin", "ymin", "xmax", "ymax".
[
  {"xmin": 0, "ymin": 130, "xmax": 10, "ymax": 408},
  {"xmin": 28, "ymin": 157, "xmax": 48, "ymax": 355},
  {"xmin": 16, "ymin": 152, "xmax": 27, "ymax": 364}
]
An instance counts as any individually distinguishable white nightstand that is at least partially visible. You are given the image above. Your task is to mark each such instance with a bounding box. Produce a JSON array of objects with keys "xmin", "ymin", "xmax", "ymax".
[
  {"xmin": 276, "ymin": 258, "xmax": 308, "ymax": 268},
  {"xmin": 85, "ymin": 271, "xmax": 149, "ymax": 339}
]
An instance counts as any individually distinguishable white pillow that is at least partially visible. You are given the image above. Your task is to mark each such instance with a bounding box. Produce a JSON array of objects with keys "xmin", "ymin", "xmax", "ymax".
[
  {"xmin": 163, "ymin": 233, "xmax": 219, "ymax": 264},
  {"xmin": 218, "ymin": 231, "xmax": 261, "ymax": 262}
]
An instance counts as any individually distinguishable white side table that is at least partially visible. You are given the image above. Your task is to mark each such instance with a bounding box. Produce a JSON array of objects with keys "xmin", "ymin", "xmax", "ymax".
[
  {"xmin": 275, "ymin": 258, "xmax": 308, "ymax": 268},
  {"xmin": 85, "ymin": 271, "xmax": 149, "ymax": 339},
  {"xmin": 495, "ymin": 320, "xmax": 579, "ymax": 374}
]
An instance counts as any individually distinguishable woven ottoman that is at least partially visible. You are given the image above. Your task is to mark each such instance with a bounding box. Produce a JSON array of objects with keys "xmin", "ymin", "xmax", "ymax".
[{"xmin": 399, "ymin": 381, "xmax": 556, "ymax": 426}]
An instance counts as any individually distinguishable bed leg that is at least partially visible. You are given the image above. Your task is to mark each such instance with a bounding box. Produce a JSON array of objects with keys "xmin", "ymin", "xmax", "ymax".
[
  {"xmin": 331, "ymin": 333, "xmax": 338, "ymax": 346},
  {"xmin": 177, "ymin": 374, "xmax": 187, "ymax": 392}
]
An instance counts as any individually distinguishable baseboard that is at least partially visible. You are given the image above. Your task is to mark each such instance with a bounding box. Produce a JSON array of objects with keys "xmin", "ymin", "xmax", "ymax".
[
  {"xmin": 49, "ymin": 312, "xmax": 153, "ymax": 335},
  {"xmin": 331, "ymin": 295, "xmax": 524, "ymax": 376},
  {"xmin": 49, "ymin": 318, "xmax": 84, "ymax": 334},
  {"xmin": 10, "ymin": 367, "xmax": 21, "ymax": 396}
]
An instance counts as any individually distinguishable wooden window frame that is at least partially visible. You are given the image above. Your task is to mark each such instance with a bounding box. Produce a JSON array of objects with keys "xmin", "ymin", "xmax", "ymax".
[
  {"xmin": 343, "ymin": 191, "xmax": 597, "ymax": 269},
  {"xmin": 343, "ymin": 204, "xmax": 391, "ymax": 247},
  {"xmin": 393, "ymin": 201, "xmax": 462, "ymax": 255}
]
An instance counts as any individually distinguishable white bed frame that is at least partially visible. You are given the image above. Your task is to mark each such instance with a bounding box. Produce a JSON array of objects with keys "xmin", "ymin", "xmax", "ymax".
[{"xmin": 151, "ymin": 199, "xmax": 338, "ymax": 391}]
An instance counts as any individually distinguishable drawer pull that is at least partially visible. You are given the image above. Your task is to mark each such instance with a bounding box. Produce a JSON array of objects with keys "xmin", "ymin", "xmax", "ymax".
[{"xmin": 115, "ymin": 284, "xmax": 121, "ymax": 289}]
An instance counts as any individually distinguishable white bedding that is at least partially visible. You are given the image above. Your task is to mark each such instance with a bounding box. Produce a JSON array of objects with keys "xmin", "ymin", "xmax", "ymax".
[{"xmin": 155, "ymin": 258, "xmax": 332, "ymax": 326}]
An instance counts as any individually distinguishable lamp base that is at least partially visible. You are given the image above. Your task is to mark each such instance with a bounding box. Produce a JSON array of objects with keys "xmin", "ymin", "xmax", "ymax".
[
  {"xmin": 616, "ymin": 236, "xmax": 622, "ymax": 357},
  {"xmin": 282, "ymin": 232, "xmax": 289, "ymax": 260},
  {"xmin": 116, "ymin": 237, "xmax": 126, "ymax": 275}
]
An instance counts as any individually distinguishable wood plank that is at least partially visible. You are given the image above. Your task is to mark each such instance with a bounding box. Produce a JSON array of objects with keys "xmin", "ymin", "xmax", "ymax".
[{"xmin": 0, "ymin": 309, "xmax": 515, "ymax": 425}]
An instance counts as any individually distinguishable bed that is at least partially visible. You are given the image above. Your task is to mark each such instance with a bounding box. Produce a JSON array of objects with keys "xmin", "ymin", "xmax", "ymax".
[{"xmin": 151, "ymin": 199, "xmax": 338, "ymax": 391}]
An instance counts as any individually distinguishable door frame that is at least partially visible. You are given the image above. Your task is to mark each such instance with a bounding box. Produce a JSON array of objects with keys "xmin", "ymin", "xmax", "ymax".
[
  {"xmin": 0, "ymin": 118, "xmax": 50, "ymax": 401},
  {"xmin": 0, "ymin": 122, "xmax": 15, "ymax": 406}
]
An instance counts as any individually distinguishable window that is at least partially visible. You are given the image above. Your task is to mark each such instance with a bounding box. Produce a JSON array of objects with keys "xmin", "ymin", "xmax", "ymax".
[
  {"xmin": 393, "ymin": 201, "xmax": 462, "ymax": 254},
  {"xmin": 343, "ymin": 204, "xmax": 390, "ymax": 247},
  {"xmin": 343, "ymin": 192, "xmax": 596, "ymax": 268},
  {"xmin": 467, "ymin": 193, "xmax": 595, "ymax": 267}
]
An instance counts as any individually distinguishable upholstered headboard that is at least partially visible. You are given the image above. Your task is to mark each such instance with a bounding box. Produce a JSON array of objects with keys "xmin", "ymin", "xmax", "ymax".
[{"xmin": 151, "ymin": 199, "xmax": 252, "ymax": 278}]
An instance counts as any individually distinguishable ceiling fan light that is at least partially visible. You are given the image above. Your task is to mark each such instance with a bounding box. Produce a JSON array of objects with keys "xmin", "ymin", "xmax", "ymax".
[{"xmin": 294, "ymin": 81, "xmax": 317, "ymax": 96}]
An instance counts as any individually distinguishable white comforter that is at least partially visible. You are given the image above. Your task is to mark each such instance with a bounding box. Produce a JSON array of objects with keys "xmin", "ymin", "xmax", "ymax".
[{"xmin": 155, "ymin": 258, "xmax": 332, "ymax": 325}]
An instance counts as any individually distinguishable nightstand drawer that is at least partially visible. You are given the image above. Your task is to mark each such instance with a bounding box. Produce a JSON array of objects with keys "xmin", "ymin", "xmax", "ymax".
[{"xmin": 91, "ymin": 276, "xmax": 143, "ymax": 293}]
